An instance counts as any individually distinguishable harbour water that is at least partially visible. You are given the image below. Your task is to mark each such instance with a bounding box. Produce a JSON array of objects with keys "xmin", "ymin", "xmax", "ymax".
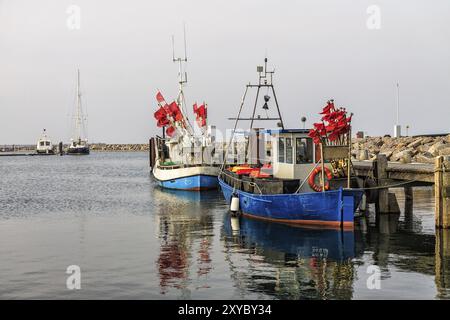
[{"xmin": 0, "ymin": 152, "xmax": 448, "ymax": 299}]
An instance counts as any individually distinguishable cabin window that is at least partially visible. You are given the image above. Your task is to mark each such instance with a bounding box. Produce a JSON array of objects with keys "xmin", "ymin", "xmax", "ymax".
[
  {"xmin": 45, "ymin": 141, "xmax": 50, "ymax": 146},
  {"xmin": 285, "ymin": 137, "xmax": 293, "ymax": 164},
  {"xmin": 296, "ymin": 137, "xmax": 313, "ymax": 163},
  {"xmin": 40, "ymin": 141, "xmax": 45, "ymax": 146},
  {"xmin": 278, "ymin": 138, "xmax": 285, "ymax": 163}
]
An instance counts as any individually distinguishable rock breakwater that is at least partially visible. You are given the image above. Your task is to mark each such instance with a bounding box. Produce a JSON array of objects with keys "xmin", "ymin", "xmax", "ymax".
[{"xmin": 352, "ymin": 135, "xmax": 450, "ymax": 164}]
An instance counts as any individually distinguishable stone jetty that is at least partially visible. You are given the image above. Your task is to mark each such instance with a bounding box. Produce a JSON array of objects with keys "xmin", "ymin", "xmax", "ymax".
[
  {"xmin": 89, "ymin": 143, "xmax": 149, "ymax": 152},
  {"xmin": 352, "ymin": 135, "xmax": 450, "ymax": 164}
]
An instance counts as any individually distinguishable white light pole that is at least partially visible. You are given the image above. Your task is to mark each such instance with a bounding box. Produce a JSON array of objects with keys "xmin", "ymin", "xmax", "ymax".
[{"xmin": 394, "ymin": 82, "xmax": 401, "ymax": 138}]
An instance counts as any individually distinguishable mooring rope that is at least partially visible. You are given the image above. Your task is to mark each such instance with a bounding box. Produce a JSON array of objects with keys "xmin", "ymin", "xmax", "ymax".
[{"xmin": 353, "ymin": 179, "xmax": 418, "ymax": 191}]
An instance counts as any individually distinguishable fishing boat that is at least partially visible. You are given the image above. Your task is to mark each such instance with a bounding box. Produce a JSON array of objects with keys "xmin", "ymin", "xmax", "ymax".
[
  {"xmin": 218, "ymin": 58, "xmax": 364, "ymax": 229},
  {"xmin": 149, "ymin": 34, "xmax": 220, "ymax": 191},
  {"xmin": 36, "ymin": 129, "xmax": 54, "ymax": 154},
  {"xmin": 67, "ymin": 69, "xmax": 90, "ymax": 155}
]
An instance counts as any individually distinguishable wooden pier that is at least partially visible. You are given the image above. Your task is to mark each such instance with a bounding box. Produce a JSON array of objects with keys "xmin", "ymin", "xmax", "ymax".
[{"xmin": 353, "ymin": 154, "xmax": 450, "ymax": 228}]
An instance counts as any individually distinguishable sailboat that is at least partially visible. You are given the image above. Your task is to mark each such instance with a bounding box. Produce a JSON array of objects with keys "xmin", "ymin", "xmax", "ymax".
[{"xmin": 67, "ymin": 69, "xmax": 90, "ymax": 155}]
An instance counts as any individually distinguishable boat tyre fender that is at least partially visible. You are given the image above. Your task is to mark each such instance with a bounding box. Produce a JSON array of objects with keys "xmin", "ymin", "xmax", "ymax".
[
  {"xmin": 308, "ymin": 167, "xmax": 332, "ymax": 192},
  {"xmin": 230, "ymin": 193, "xmax": 240, "ymax": 213}
]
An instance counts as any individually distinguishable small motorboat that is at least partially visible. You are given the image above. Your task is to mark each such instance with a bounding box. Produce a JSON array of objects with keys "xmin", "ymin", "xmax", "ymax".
[{"xmin": 36, "ymin": 129, "xmax": 54, "ymax": 154}]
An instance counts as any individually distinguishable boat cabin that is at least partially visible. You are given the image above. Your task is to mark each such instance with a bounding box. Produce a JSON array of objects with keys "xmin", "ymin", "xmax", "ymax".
[
  {"xmin": 265, "ymin": 129, "xmax": 317, "ymax": 180},
  {"xmin": 36, "ymin": 129, "xmax": 54, "ymax": 154}
]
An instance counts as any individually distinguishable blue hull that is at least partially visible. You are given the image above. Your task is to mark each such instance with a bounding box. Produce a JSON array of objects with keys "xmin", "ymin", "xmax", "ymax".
[
  {"xmin": 157, "ymin": 174, "xmax": 219, "ymax": 191},
  {"xmin": 219, "ymin": 177, "xmax": 363, "ymax": 228}
]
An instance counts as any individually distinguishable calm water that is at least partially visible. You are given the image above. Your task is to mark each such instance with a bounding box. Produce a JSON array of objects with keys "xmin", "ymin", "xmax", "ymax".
[{"xmin": 0, "ymin": 152, "xmax": 449, "ymax": 299}]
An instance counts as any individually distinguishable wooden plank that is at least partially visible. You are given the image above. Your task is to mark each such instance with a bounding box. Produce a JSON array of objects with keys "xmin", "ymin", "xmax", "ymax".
[
  {"xmin": 388, "ymin": 171, "xmax": 435, "ymax": 184},
  {"xmin": 352, "ymin": 160, "xmax": 434, "ymax": 183}
]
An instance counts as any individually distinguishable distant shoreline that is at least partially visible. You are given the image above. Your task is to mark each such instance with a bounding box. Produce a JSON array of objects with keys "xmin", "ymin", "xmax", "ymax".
[
  {"xmin": 2, "ymin": 135, "xmax": 450, "ymax": 162},
  {"xmin": 0, "ymin": 143, "xmax": 150, "ymax": 152}
]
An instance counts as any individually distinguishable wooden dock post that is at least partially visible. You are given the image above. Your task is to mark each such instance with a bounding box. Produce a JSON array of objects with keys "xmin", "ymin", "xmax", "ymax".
[
  {"xmin": 375, "ymin": 154, "xmax": 390, "ymax": 213},
  {"xmin": 435, "ymin": 156, "xmax": 450, "ymax": 228}
]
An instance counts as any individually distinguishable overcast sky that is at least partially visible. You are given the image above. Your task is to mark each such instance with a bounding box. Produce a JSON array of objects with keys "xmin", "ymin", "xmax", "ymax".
[{"xmin": 1, "ymin": 0, "xmax": 449, "ymax": 144}]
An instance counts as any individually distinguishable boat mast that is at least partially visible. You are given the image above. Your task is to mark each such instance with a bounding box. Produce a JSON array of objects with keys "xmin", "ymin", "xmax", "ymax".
[
  {"xmin": 75, "ymin": 69, "xmax": 81, "ymax": 141},
  {"xmin": 172, "ymin": 26, "xmax": 194, "ymax": 136},
  {"xmin": 222, "ymin": 58, "xmax": 285, "ymax": 167}
]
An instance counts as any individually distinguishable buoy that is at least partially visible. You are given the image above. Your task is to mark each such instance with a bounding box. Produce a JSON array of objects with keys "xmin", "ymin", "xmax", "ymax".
[{"xmin": 230, "ymin": 195, "xmax": 240, "ymax": 212}]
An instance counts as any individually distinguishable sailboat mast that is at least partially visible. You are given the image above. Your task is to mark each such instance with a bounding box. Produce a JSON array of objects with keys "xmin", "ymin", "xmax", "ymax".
[{"xmin": 76, "ymin": 69, "xmax": 81, "ymax": 140}]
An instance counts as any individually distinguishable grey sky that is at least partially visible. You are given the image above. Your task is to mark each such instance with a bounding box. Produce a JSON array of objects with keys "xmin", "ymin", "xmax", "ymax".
[{"xmin": 1, "ymin": 0, "xmax": 449, "ymax": 144}]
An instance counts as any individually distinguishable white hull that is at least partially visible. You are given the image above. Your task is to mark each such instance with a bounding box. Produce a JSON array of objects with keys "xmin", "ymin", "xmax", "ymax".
[
  {"xmin": 153, "ymin": 160, "xmax": 219, "ymax": 181},
  {"xmin": 152, "ymin": 160, "xmax": 219, "ymax": 190}
]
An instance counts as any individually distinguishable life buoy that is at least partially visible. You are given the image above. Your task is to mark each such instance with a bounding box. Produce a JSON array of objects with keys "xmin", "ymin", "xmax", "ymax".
[{"xmin": 308, "ymin": 167, "xmax": 333, "ymax": 192}]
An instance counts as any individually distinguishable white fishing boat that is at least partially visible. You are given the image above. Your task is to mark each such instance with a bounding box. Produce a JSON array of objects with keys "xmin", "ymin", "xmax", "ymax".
[
  {"xmin": 149, "ymin": 32, "xmax": 220, "ymax": 190},
  {"xmin": 36, "ymin": 129, "xmax": 54, "ymax": 154},
  {"xmin": 67, "ymin": 69, "xmax": 89, "ymax": 155}
]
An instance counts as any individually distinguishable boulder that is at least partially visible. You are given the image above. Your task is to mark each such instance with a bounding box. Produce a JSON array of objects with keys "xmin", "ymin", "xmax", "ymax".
[
  {"xmin": 439, "ymin": 147, "xmax": 450, "ymax": 156},
  {"xmin": 359, "ymin": 150, "xmax": 369, "ymax": 160},
  {"xmin": 379, "ymin": 151, "xmax": 393, "ymax": 160},
  {"xmin": 415, "ymin": 152, "xmax": 435, "ymax": 164},
  {"xmin": 428, "ymin": 142, "xmax": 447, "ymax": 156},
  {"xmin": 445, "ymin": 135, "xmax": 450, "ymax": 144},
  {"xmin": 391, "ymin": 149, "xmax": 413, "ymax": 162},
  {"xmin": 406, "ymin": 138, "xmax": 423, "ymax": 149},
  {"xmin": 399, "ymin": 151, "xmax": 412, "ymax": 164}
]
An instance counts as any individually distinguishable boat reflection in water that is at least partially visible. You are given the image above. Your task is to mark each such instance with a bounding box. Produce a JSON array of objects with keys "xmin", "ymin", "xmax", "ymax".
[
  {"xmin": 222, "ymin": 215, "xmax": 360, "ymax": 299},
  {"xmin": 152, "ymin": 187, "xmax": 223, "ymax": 298}
]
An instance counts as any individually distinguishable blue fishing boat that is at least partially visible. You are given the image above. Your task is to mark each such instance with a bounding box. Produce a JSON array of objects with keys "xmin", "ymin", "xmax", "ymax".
[
  {"xmin": 219, "ymin": 178, "xmax": 361, "ymax": 228},
  {"xmin": 219, "ymin": 59, "xmax": 363, "ymax": 228}
]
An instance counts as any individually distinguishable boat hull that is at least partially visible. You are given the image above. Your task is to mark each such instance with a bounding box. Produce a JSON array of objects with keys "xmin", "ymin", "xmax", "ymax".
[
  {"xmin": 219, "ymin": 177, "xmax": 363, "ymax": 228},
  {"xmin": 67, "ymin": 147, "xmax": 90, "ymax": 155},
  {"xmin": 36, "ymin": 150, "xmax": 55, "ymax": 155},
  {"xmin": 153, "ymin": 164, "xmax": 219, "ymax": 191}
]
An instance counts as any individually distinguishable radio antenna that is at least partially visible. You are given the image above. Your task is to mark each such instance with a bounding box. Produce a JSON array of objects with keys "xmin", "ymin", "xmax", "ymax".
[
  {"xmin": 183, "ymin": 23, "xmax": 188, "ymax": 62},
  {"xmin": 171, "ymin": 35, "xmax": 175, "ymax": 62},
  {"xmin": 172, "ymin": 25, "xmax": 192, "ymax": 134}
]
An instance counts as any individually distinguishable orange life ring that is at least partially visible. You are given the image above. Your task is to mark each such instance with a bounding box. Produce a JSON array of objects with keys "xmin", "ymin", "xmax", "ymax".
[{"xmin": 308, "ymin": 167, "xmax": 333, "ymax": 192}]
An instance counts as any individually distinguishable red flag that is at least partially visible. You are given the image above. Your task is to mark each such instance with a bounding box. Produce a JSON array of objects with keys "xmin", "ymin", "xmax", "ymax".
[
  {"xmin": 196, "ymin": 104, "xmax": 207, "ymax": 118},
  {"xmin": 193, "ymin": 103, "xmax": 207, "ymax": 128},
  {"xmin": 157, "ymin": 117, "xmax": 170, "ymax": 127},
  {"xmin": 153, "ymin": 107, "xmax": 167, "ymax": 120},
  {"xmin": 320, "ymin": 101, "xmax": 335, "ymax": 115},
  {"xmin": 168, "ymin": 101, "xmax": 183, "ymax": 121},
  {"xmin": 166, "ymin": 126, "xmax": 176, "ymax": 137},
  {"xmin": 156, "ymin": 91, "xmax": 165, "ymax": 104}
]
